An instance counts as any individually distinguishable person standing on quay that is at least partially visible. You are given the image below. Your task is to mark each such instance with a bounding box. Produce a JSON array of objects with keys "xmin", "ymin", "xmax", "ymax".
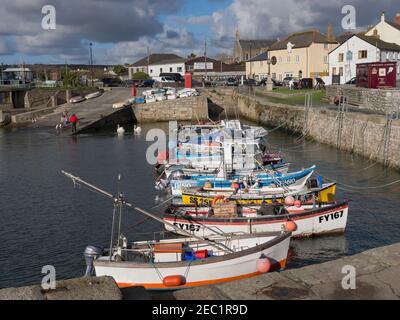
[{"xmin": 69, "ymin": 114, "xmax": 78, "ymax": 134}]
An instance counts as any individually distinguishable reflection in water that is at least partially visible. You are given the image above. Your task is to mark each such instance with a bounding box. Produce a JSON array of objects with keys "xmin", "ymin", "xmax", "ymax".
[{"xmin": 0, "ymin": 122, "xmax": 400, "ymax": 289}]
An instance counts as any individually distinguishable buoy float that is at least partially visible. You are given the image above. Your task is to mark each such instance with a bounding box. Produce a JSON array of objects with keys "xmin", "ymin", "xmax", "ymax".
[
  {"xmin": 294, "ymin": 200, "xmax": 302, "ymax": 208},
  {"xmin": 204, "ymin": 181, "xmax": 213, "ymax": 189},
  {"xmin": 157, "ymin": 151, "xmax": 169, "ymax": 164},
  {"xmin": 256, "ymin": 256, "xmax": 271, "ymax": 273},
  {"xmin": 231, "ymin": 180, "xmax": 240, "ymax": 189},
  {"xmin": 163, "ymin": 275, "xmax": 186, "ymax": 287},
  {"xmin": 134, "ymin": 125, "xmax": 142, "ymax": 134},
  {"xmin": 284, "ymin": 195, "xmax": 295, "ymax": 206},
  {"xmin": 284, "ymin": 220, "xmax": 298, "ymax": 232}
]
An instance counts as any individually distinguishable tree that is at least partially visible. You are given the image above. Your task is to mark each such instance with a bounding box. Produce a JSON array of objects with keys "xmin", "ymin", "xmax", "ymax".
[
  {"xmin": 113, "ymin": 65, "xmax": 127, "ymax": 75},
  {"xmin": 131, "ymin": 72, "xmax": 149, "ymax": 80},
  {"xmin": 187, "ymin": 53, "xmax": 197, "ymax": 58},
  {"xmin": 61, "ymin": 69, "xmax": 80, "ymax": 87}
]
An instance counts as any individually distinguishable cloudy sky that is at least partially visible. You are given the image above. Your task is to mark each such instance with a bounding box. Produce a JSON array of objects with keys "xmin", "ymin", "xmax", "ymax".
[{"xmin": 0, "ymin": 0, "xmax": 399, "ymax": 65}]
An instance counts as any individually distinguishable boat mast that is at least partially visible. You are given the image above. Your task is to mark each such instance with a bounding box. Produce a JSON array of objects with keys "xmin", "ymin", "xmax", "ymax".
[{"xmin": 61, "ymin": 171, "xmax": 234, "ymax": 254}]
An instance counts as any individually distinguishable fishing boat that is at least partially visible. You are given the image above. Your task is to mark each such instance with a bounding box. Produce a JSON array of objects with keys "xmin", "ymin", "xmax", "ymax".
[
  {"xmin": 163, "ymin": 200, "xmax": 349, "ymax": 238},
  {"xmin": 62, "ymin": 171, "xmax": 292, "ymax": 291},
  {"xmin": 181, "ymin": 181, "xmax": 337, "ymax": 205},
  {"xmin": 91, "ymin": 231, "xmax": 291, "ymax": 290},
  {"xmin": 167, "ymin": 166, "xmax": 316, "ymax": 196}
]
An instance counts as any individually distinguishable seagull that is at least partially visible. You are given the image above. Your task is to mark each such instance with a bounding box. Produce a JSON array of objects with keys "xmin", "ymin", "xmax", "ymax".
[
  {"xmin": 134, "ymin": 125, "xmax": 142, "ymax": 134},
  {"xmin": 117, "ymin": 124, "xmax": 125, "ymax": 135}
]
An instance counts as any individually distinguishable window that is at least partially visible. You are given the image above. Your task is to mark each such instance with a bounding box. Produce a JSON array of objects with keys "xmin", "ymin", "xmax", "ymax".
[
  {"xmin": 295, "ymin": 55, "xmax": 300, "ymax": 62},
  {"xmin": 287, "ymin": 56, "xmax": 291, "ymax": 63},
  {"xmin": 324, "ymin": 43, "xmax": 329, "ymax": 49},
  {"xmin": 160, "ymin": 68, "xmax": 163, "ymax": 73},
  {"xmin": 169, "ymin": 67, "xmax": 173, "ymax": 72},
  {"xmin": 332, "ymin": 67, "xmax": 337, "ymax": 75},
  {"xmin": 177, "ymin": 67, "xmax": 183, "ymax": 72},
  {"xmin": 338, "ymin": 53, "xmax": 344, "ymax": 62},
  {"xmin": 150, "ymin": 69, "xmax": 153, "ymax": 74},
  {"xmin": 358, "ymin": 50, "xmax": 368, "ymax": 59},
  {"xmin": 339, "ymin": 67, "xmax": 344, "ymax": 76},
  {"xmin": 324, "ymin": 56, "xmax": 328, "ymax": 64},
  {"xmin": 278, "ymin": 57, "xmax": 282, "ymax": 63},
  {"xmin": 272, "ymin": 73, "xmax": 276, "ymax": 79},
  {"xmin": 246, "ymin": 53, "xmax": 249, "ymax": 60}
]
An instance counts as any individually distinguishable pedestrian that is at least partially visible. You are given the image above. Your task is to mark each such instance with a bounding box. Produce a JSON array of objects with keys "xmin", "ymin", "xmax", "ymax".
[
  {"xmin": 289, "ymin": 79, "xmax": 294, "ymax": 90},
  {"xmin": 69, "ymin": 113, "xmax": 78, "ymax": 133}
]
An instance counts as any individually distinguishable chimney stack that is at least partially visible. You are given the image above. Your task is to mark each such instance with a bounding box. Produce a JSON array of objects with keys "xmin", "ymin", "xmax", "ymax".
[
  {"xmin": 373, "ymin": 29, "xmax": 380, "ymax": 38},
  {"xmin": 381, "ymin": 11, "xmax": 386, "ymax": 22},
  {"xmin": 327, "ymin": 23, "xmax": 335, "ymax": 42},
  {"xmin": 395, "ymin": 13, "xmax": 400, "ymax": 26}
]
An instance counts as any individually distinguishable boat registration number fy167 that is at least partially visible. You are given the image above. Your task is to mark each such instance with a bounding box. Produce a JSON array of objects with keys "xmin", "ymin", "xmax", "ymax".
[
  {"xmin": 319, "ymin": 210, "xmax": 344, "ymax": 223},
  {"xmin": 173, "ymin": 222, "xmax": 201, "ymax": 232}
]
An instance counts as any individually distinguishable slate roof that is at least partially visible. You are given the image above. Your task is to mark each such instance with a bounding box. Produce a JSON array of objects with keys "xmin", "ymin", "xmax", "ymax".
[
  {"xmin": 131, "ymin": 54, "xmax": 184, "ymax": 67},
  {"xmin": 357, "ymin": 34, "xmax": 400, "ymax": 51},
  {"xmin": 239, "ymin": 40, "xmax": 276, "ymax": 50},
  {"xmin": 269, "ymin": 30, "xmax": 338, "ymax": 51},
  {"xmin": 246, "ymin": 52, "xmax": 269, "ymax": 62}
]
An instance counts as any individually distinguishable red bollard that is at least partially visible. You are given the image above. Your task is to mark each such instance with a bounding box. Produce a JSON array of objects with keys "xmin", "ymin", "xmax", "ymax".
[{"xmin": 132, "ymin": 85, "xmax": 136, "ymax": 97}]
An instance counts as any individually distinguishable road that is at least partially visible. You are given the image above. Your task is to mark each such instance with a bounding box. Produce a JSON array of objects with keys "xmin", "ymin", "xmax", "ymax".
[{"xmin": 30, "ymin": 87, "xmax": 134, "ymax": 129}]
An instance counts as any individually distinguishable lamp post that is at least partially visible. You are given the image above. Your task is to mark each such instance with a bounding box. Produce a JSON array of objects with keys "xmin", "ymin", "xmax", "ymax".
[{"xmin": 1, "ymin": 63, "xmax": 3, "ymax": 85}]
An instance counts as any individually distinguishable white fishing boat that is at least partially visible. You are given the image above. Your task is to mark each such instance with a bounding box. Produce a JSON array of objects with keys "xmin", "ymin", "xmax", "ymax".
[
  {"xmin": 163, "ymin": 200, "xmax": 349, "ymax": 238},
  {"xmin": 62, "ymin": 171, "xmax": 292, "ymax": 291},
  {"xmin": 92, "ymin": 231, "xmax": 291, "ymax": 290}
]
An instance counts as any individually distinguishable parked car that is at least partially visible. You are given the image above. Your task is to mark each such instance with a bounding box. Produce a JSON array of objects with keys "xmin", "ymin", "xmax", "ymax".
[
  {"xmin": 154, "ymin": 76, "xmax": 176, "ymax": 83},
  {"xmin": 282, "ymin": 77, "xmax": 299, "ymax": 87},
  {"xmin": 345, "ymin": 77, "xmax": 357, "ymax": 85},
  {"xmin": 142, "ymin": 79, "xmax": 155, "ymax": 87},
  {"xmin": 69, "ymin": 96, "xmax": 85, "ymax": 103},
  {"xmin": 159, "ymin": 73, "xmax": 184, "ymax": 83},
  {"xmin": 226, "ymin": 78, "xmax": 239, "ymax": 86},
  {"xmin": 259, "ymin": 78, "xmax": 283, "ymax": 88},
  {"xmin": 102, "ymin": 77, "xmax": 122, "ymax": 87},
  {"xmin": 243, "ymin": 79, "xmax": 259, "ymax": 86}
]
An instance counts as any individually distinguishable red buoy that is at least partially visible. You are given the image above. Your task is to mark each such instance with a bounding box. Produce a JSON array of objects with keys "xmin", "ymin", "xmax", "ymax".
[
  {"xmin": 163, "ymin": 275, "xmax": 186, "ymax": 287},
  {"xmin": 294, "ymin": 200, "xmax": 302, "ymax": 208},
  {"xmin": 284, "ymin": 220, "xmax": 298, "ymax": 232},
  {"xmin": 157, "ymin": 151, "xmax": 169, "ymax": 164},
  {"xmin": 256, "ymin": 257, "xmax": 271, "ymax": 273}
]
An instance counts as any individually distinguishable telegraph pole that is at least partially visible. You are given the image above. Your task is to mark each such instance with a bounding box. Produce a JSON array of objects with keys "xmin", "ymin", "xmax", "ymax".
[
  {"xmin": 204, "ymin": 38, "xmax": 208, "ymax": 82},
  {"xmin": 89, "ymin": 42, "xmax": 93, "ymax": 87}
]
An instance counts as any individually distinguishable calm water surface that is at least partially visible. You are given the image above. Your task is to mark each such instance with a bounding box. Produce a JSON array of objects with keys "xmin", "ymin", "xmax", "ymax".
[{"xmin": 1, "ymin": 122, "xmax": 400, "ymax": 288}]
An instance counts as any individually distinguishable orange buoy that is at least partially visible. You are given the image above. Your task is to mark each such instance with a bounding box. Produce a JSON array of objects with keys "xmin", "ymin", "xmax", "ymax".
[
  {"xmin": 163, "ymin": 275, "xmax": 186, "ymax": 287},
  {"xmin": 284, "ymin": 220, "xmax": 298, "ymax": 232},
  {"xmin": 284, "ymin": 195, "xmax": 295, "ymax": 206},
  {"xmin": 157, "ymin": 151, "xmax": 169, "ymax": 164},
  {"xmin": 256, "ymin": 256, "xmax": 271, "ymax": 273},
  {"xmin": 294, "ymin": 200, "xmax": 302, "ymax": 208},
  {"xmin": 211, "ymin": 195, "xmax": 225, "ymax": 206}
]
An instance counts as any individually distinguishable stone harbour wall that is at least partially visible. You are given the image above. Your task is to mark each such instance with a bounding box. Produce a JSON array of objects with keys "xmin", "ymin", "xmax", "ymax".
[
  {"xmin": 133, "ymin": 95, "xmax": 209, "ymax": 123},
  {"xmin": 326, "ymin": 85, "xmax": 400, "ymax": 115},
  {"xmin": 210, "ymin": 89, "xmax": 400, "ymax": 170}
]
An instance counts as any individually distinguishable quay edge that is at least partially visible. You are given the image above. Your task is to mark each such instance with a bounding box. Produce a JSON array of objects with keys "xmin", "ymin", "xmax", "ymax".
[{"xmin": 1, "ymin": 243, "xmax": 399, "ymax": 300}]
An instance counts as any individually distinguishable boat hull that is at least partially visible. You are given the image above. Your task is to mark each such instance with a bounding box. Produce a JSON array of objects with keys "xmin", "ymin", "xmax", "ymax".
[
  {"xmin": 181, "ymin": 183, "xmax": 337, "ymax": 206},
  {"xmin": 93, "ymin": 233, "xmax": 291, "ymax": 290},
  {"xmin": 164, "ymin": 202, "xmax": 349, "ymax": 238}
]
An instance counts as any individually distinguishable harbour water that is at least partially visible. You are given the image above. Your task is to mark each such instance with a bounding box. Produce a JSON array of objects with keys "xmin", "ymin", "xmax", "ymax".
[{"xmin": 1, "ymin": 122, "xmax": 400, "ymax": 289}]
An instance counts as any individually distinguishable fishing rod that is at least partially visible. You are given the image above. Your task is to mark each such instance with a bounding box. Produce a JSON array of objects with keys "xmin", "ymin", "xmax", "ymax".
[{"xmin": 61, "ymin": 171, "xmax": 234, "ymax": 254}]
